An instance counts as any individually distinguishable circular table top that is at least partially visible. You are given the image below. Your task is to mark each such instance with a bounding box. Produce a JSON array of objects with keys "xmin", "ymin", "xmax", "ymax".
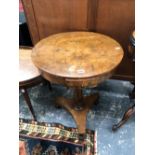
[
  {"xmin": 32, "ymin": 32, "xmax": 124, "ymax": 81},
  {"xmin": 19, "ymin": 47, "xmax": 40, "ymax": 84}
]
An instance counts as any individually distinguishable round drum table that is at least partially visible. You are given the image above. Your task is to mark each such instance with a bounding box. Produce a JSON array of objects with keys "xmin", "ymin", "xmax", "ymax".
[{"xmin": 32, "ymin": 32, "xmax": 124, "ymax": 134}]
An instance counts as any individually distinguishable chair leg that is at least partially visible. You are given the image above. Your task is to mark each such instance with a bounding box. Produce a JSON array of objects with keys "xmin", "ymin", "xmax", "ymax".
[
  {"xmin": 129, "ymin": 87, "xmax": 135, "ymax": 99},
  {"xmin": 43, "ymin": 79, "xmax": 52, "ymax": 91},
  {"xmin": 21, "ymin": 88, "xmax": 37, "ymax": 121},
  {"xmin": 47, "ymin": 81, "xmax": 52, "ymax": 91},
  {"xmin": 112, "ymin": 104, "xmax": 135, "ymax": 131}
]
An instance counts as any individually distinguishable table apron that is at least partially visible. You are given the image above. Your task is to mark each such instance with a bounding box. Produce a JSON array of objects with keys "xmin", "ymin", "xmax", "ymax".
[{"xmin": 40, "ymin": 70, "xmax": 114, "ymax": 88}]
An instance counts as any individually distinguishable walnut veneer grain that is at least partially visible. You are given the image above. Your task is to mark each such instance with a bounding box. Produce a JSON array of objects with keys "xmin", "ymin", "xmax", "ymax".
[
  {"xmin": 31, "ymin": 32, "xmax": 124, "ymax": 133},
  {"xmin": 32, "ymin": 32, "xmax": 123, "ymax": 87}
]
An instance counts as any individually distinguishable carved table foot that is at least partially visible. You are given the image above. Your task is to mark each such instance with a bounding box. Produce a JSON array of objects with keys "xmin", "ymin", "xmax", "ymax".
[
  {"xmin": 55, "ymin": 89, "xmax": 99, "ymax": 134},
  {"xmin": 112, "ymin": 104, "xmax": 135, "ymax": 131}
]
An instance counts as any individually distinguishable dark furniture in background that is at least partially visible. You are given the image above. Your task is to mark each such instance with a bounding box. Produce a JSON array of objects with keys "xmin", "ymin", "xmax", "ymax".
[
  {"xmin": 21, "ymin": 0, "xmax": 135, "ymax": 81},
  {"xmin": 19, "ymin": 23, "xmax": 33, "ymax": 46},
  {"xmin": 19, "ymin": 0, "xmax": 32, "ymax": 46},
  {"xmin": 19, "ymin": 47, "xmax": 52, "ymax": 121},
  {"xmin": 112, "ymin": 31, "xmax": 135, "ymax": 131}
]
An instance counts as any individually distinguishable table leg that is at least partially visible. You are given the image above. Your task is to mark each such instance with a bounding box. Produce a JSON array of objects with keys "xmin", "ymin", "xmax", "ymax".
[
  {"xmin": 112, "ymin": 84, "xmax": 135, "ymax": 131},
  {"xmin": 56, "ymin": 87, "xmax": 99, "ymax": 134},
  {"xmin": 112, "ymin": 104, "xmax": 135, "ymax": 131},
  {"xmin": 74, "ymin": 88, "xmax": 84, "ymax": 111},
  {"xmin": 21, "ymin": 88, "xmax": 37, "ymax": 121},
  {"xmin": 129, "ymin": 86, "xmax": 135, "ymax": 99},
  {"xmin": 43, "ymin": 79, "xmax": 52, "ymax": 91}
]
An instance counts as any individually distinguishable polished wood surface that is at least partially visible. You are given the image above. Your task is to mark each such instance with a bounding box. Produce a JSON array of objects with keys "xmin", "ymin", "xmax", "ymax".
[
  {"xmin": 22, "ymin": 0, "xmax": 134, "ymax": 80},
  {"xmin": 19, "ymin": 47, "xmax": 42, "ymax": 121},
  {"xmin": 32, "ymin": 32, "xmax": 124, "ymax": 87},
  {"xmin": 56, "ymin": 92, "xmax": 99, "ymax": 133},
  {"xmin": 32, "ymin": 32, "xmax": 124, "ymax": 133},
  {"xmin": 112, "ymin": 104, "xmax": 135, "ymax": 131},
  {"xmin": 96, "ymin": 0, "xmax": 135, "ymax": 80},
  {"xmin": 19, "ymin": 47, "xmax": 40, "ymax": 84}
]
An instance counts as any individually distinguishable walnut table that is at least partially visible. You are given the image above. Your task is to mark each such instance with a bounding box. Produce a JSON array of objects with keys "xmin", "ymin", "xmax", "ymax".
[
  {"xmin": 19, "ymin": 47, "xmax": 42, "ymax": 121},
  {"xmin": 32, "ymin": 32, "xmax": 124, "ymax": 134}
]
